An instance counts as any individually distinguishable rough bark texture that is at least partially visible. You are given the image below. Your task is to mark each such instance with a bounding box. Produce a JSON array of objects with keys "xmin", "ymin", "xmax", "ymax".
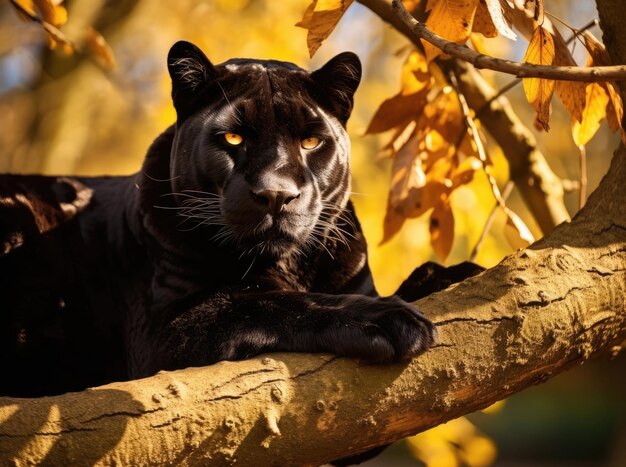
[{"xmin": 1, "ymin": 142, "xmax": 625, "ymax": 464}]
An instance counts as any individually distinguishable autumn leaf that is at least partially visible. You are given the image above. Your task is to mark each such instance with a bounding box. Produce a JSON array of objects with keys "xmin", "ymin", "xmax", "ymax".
[
  {"xmin": 552, "ymin": 31, "xmax": 585, "ymax": 123},
  {"xmin": 572, "ymin": 80, "xmax": 609, "ymax": 147},
  {"xmin": 582, "ymin": 31, "xmax": 625, "ymax": 142},
  {"xmin": 366, "ymin": 90, "xmax": 427, "ymax": 135},
  {"xmin": 482, "ymin": 0, "xmax": 517, "ymax": 40},
  {"xmin": 423, "ymin": 0, "xmax": 480, "ymax": 62},
  {"xmin": 296, "ymin": 0, "xmax": 354, "ymax": 57},
  {"xmin": 522, "ymin": 25, "xmax": 555, "ymax": 131},
  {"xmin": 430, "ymin": 198, "xmax": 454, "ymax": 260},
  {"xmin": 401, "ymin": 50, "xmax": 431, "ymax": 95},
  {"xmin": 472, "ymin": 1, "xmax": 498, "ymax": 38}
]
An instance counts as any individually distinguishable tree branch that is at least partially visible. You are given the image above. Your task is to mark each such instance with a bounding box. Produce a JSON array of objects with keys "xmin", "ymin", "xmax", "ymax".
[
  {"xmin": 391, "ymin": 0, "xmax": 626, "ymax": 82},
  {"xmin": 1, "ymin": 144, "xmax": 625, "ymax": 465}
]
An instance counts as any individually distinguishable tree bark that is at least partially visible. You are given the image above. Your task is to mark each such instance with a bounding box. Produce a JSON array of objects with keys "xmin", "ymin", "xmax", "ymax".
[{"xmin": 1, "ymin": 142, "xmax": 625, "ymax": 464}]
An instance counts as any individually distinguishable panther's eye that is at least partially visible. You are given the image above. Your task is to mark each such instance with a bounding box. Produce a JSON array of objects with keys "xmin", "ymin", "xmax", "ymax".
[
  {"xmin": 224, "ymin": 133, "xmax": 244, "ymax": 146},
  {"xmin": 301, "ymin": 136, "xmax": 321, "ymax": 150}
]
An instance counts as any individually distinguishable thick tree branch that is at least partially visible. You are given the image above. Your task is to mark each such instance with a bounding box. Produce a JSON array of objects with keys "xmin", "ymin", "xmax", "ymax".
[
  {"xmin": 391, "ymin": 0, "xmax": 626, "ymax": 82},
  {"xmin": 1, "ymin": 144, "xmax": 625, "ymax": 464}
]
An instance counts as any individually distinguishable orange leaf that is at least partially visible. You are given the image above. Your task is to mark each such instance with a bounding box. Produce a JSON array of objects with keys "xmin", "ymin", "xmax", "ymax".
[
  {"xmin": 582, "ymin": 31, "xmax": 625, "ymax": 141},
  {"xmin": 522, "ymin": 26, "xmax": 555, "ymax": 131},
  {"xmin": 423, "ymin": 0, "xmax": 480, "ymax": 62},
  {"xmin": 549, "ymin": 30, "xmax": 584, "ymax": 123},
  {"xmin": 430, "ymin": 198, "xmax": 455, "ymax": 261},
  {"xmin": 365, "ymin": 90, "xmax": 427, "ymax": 134},
  {"xmin": 401, "ymin": 50, "xmax": 431, "ymax": 95},
  {"xmin": 472, "ymin": 1, "xmax": 498, "ymax": 38},
  {"xmin": 572, "ymin": 81, "xmax": 609, "ymax": 147},
  {"xmin": 296, "ymin": 0, "xmax": 354, "ymax": 58}
]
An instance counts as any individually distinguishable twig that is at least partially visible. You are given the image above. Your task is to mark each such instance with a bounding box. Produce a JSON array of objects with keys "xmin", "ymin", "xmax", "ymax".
[
  {"xmin": 469, "ymin": 180, "xmax": 514, "ymax": 262},
  {"xmin": 449, "ymin": 70, "xmax": 534, "ymax": 243},
  {"xmin": 391, "ymin": 0, "xmax": 626, "ymax": 82}
]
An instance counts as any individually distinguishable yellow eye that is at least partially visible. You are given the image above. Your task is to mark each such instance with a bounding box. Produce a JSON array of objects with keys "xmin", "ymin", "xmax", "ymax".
[
  {"xmin": 301, "ymin": 136, "xmax": 321, "ymax": 150},
  {"xmin": 224, "ymin": 133, "xmax": 243, "ymax": 146}
]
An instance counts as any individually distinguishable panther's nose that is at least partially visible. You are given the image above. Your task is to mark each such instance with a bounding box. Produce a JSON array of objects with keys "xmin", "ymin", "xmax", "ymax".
[{"xmin": 251, "ymin": 188, "xmax": 300, "ymax": 216}]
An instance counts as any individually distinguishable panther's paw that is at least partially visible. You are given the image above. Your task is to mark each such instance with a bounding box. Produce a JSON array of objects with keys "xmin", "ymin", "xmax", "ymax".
[{"xmin": 320, "ymin": 296, "xmax": 437, "ymax": 363}]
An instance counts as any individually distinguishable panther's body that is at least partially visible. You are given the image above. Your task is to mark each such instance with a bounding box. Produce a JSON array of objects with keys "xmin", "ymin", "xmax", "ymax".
[{"xmin": 0, "ymin": 42, "xmax": 478, "ymax": 398}]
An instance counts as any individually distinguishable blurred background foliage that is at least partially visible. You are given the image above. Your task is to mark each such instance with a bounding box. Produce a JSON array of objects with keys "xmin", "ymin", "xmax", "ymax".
[{"xmin": 1, "ymin": 0, "xmax": 624, "ymax": 465}]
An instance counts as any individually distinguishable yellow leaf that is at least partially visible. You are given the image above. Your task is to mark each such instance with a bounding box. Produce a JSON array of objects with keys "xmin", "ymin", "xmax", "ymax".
[
  {"xmin": 365, "ymin": 90, "xmax": 427, "ymax": 134},
  {"xmin": 522, "ymin": 26, "xmax": 555, "ymax": 131},
  {"xmin": 423, "ymin": 0, "xmax": 480, "ymax": 62},
  {"xmin": 85, "ymin": 27, "xmax": 116, "ymax": 71},
  {"xmin": 296, "ymin": 0, "xmax": 355, "ymax": 57},
  {"xmin": 552, "ymin": 30, "xmax": 585, "ymax": 123},
  {"xmin": 572, "ymin": 82, "xmax": 609, "ymax": 147},
  {"xmin": 582, "ymin": 31, "xmax": 626, "ymax": 142},
  {"xmin": 430, "ymin": 198, "xmax": 454, "ymax": 261},
  {"xmin": 503, "ymin": 208, "xmax": 534, "ymax": 250},
  {"xmin": 401, "ymin": 50, "xmax": 431, "ymax": 95}
]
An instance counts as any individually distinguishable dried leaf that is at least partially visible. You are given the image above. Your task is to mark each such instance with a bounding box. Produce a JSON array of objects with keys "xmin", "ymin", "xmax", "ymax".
[
  {"xmin": 423, "ymin": 0, "xmax": 480, "ymax": 62},
  {"xmin": 522, "ymin": 26, "xmax": 555, "ymax": 131},
  {"xmin": 473, "ymin": 1, "xmax": 498, "ymax": 38},
  {"xmin": 572, "ymin": 81, "xmax": 609, "ymax": 147},
  {"xmin": 582, "ymin": 31, "xmax": 625, "ymax": 140},
  {"xmin": 85, "ymin": 27, "xmax": 116, "ymax": 70},
  {"xmin": 296, "ymin": 0, "xmax": 355, "ymax": 57},
  {"xmin": 382, "ymin": 135, "xmax": 450, "ymax": 244},
  {"xmin": 365, "ymin": 90, "xmax": 427, "ymax": 134},
  {"xmin": 483, "ymin": 0, "xmax": 517, "ymax": 40},
  {"xmin": 550, "ymin": 31, "xmax": 585, "ymax": 123},
  {"xmin": 430, "ymin": 198, "xmax": 454, "ymax": 260},
  {"xmin": 582, "ymin": 30, "xmax": 611, "ymax": 66}
]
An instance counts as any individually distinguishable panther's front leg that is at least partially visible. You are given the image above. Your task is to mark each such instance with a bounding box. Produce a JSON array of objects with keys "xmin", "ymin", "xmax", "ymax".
[{"xmin": 151, "ymin": 291, "xmax": 436, "ymax": 374}]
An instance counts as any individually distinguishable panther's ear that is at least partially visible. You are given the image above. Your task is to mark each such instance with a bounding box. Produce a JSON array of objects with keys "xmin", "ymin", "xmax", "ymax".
[
  {"xmin": 167, "ymin": 40, "xmax": 216, "ymax": 115},
  {"xmin": 310, "ymin": 52, "xmax": 362, "ymax": 124}
]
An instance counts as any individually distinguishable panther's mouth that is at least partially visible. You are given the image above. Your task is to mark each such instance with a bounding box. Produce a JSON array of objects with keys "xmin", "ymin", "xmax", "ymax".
[{"xmin": 229, "ymin": 212, "xmax": 313, "ymax": 255}]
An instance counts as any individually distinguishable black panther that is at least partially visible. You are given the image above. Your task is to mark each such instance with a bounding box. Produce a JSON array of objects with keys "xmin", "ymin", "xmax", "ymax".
[{"xmin": 0, "ymin": 41, "xmax": 481, "ymax": 398}]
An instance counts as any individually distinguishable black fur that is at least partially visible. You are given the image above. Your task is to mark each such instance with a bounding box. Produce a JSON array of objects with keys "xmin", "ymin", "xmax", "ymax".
[{"xmin": 0, "ymin": 41, "xmax": 481, "ymax": 398}]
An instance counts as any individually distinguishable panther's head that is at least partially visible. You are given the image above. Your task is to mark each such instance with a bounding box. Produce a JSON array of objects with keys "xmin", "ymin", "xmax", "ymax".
[{"xmin": 165, "ymin": 41, "xmax": 361, "ymax": 257}]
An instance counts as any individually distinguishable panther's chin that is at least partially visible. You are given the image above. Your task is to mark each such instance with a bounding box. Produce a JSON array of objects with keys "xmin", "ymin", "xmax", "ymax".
[{"xmin": 240, "ymin": 224, "xmax": 308, "ymax": 257}]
